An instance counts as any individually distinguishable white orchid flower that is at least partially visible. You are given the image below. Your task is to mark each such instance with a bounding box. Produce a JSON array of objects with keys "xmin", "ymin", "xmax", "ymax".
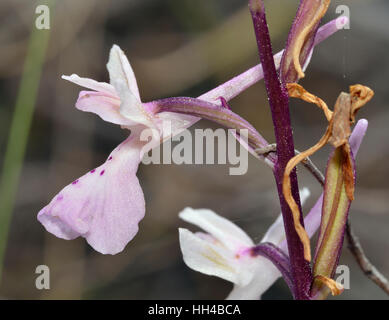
[{"xmin": 178, "ymin": 188, "xmax": 310, "ymax": 300}]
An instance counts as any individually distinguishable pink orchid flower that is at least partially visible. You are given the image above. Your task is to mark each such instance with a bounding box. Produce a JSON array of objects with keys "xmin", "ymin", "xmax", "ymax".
[{"xmin": 38, "ymin": 45, "xmax": 197, "ymax": 254}]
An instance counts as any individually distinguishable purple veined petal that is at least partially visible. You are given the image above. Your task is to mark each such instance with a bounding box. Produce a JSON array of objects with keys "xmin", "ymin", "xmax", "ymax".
[
  {"xmin": 280, "ymin": 0, "xmax": 331, "ymax": 83},
  {"xmin": 62, "ymin": 74, "xmax": 117, "ymax": 97},
  {"xmin": 37, "ymin": 135, "xmax": 146, "ymax": 255},
  {"xmin": 279, "ymin": 119, "xmax": 369, "ymax": 254},
  {"xmin": 75, "ymin": 91, "xmax": 138, "ymax": 127},
  {"xmin": 107, "ymin": 45, "xmax": 141, "ymax": 101}
]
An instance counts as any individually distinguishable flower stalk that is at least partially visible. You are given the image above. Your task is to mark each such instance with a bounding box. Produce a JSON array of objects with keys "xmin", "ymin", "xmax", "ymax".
[{"xmin": 249, "ymin": 0, "xmax": 312, "ymax": 299}]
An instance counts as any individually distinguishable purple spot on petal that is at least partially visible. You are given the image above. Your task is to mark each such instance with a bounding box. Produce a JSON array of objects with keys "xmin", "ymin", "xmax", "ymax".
[
  {"xmin": 72, "ymin": 179, "xmax": 79, "ymax": 185},
  {"xmin": 108, "ymin": 156, "xmax": 113, "ymax": 161},
  {"xmin": 100, "ymin": 170, "xmax": 105, "ymax": 176},
  {"xmin": 90, "ymin": 169, "xmax": 96, "ymax": 173},
  {"xmin": 57, "ymin": 195, "xmax": 64, "ymax": 201}
]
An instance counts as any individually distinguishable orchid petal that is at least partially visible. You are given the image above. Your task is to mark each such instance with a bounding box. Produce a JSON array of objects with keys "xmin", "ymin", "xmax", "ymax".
[
  {"xmin": 75, "ymin": 91, "xmax": 137, "ymax": 126},
  {"xmin": 349, "ymin": 119, "xmax": 368, "ymax": 154},
  {"xmin": 62, "ymin": 74, "xmax": 117, "ymax": 97},
  {"xmin": 179, "ymin": 207, "xmax": 254, "ymax": 252},
  {"xmin": 37, "ymin": 136, "xmax": 146, "ymax": 254},
  {"xmin": 107, "ymin": 45, "xmax": 155, "ymax": 129},
  {"xmin": 226, "ymin": 257, "xmax": 281, "ymax": 300},
  {"xmin": 179, "ymin": 228, "xmax": 253, "ymax": 286},
  {"xmin": 107, "ymin": 44, "xmax": 141, "ymax": 100}
]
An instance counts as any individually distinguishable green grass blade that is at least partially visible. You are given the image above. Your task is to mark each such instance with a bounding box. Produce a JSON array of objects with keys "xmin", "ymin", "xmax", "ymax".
[{"xmin": 0, "ymin": 1, "xmax": 55, "ymax": 283}]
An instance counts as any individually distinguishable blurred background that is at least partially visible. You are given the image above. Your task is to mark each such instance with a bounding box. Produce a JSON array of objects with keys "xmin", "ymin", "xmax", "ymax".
[{"xmin": 0, "ymin": 0, "xmax": 388, "ymax": 299}]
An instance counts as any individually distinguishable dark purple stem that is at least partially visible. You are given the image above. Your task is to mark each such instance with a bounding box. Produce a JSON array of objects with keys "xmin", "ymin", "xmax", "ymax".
[
  {"xmin": 249, "ymin": 0, "xmax": 312, "ymax": 299},
  {"xmin": 251, "ymin": 242, "xmax": 294, "ymax": 293}
]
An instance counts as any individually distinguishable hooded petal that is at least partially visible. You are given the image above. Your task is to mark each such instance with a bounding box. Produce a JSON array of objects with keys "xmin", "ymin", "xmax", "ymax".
[
  {"xmin": 179, "ymin": 228, "xmax": 253, "ymax": 286},
  {"xmin": 38, "ymin": 136, "xmax": 146, "ymax": 254},
  {"xmin": 107, "ymin": 44, "xmax": 141, "ymax": 100},
  {"xmin": 179, "ymin": 207, "xmax": 254, "ymax": 252},
  {"xmin": 107, "ymin": 45, "xmax": 155, "ymax": 129}
]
